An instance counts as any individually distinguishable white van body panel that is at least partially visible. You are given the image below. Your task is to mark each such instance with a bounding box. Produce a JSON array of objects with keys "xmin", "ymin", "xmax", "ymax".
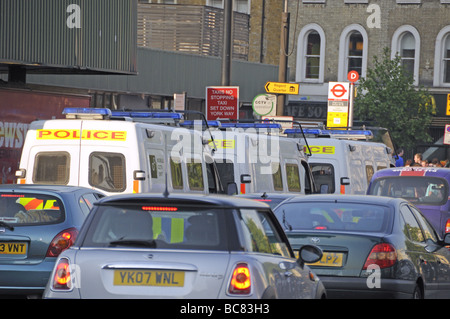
[
  {"xmin": 210, "ymin": 129, "xmax": 313, "ymax": 195},
  {"xmin": 17, "ymin": 118, "xmax": 220, "ymax": 196},
  {"xmin": 305, "ymin": 137, "xmax": 394, "ymax": 195}
]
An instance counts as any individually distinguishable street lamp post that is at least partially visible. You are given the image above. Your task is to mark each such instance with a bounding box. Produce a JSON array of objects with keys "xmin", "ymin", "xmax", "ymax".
[{"xmin": 277, "ymin": 0, "xmax": 289, "ymax": 116}]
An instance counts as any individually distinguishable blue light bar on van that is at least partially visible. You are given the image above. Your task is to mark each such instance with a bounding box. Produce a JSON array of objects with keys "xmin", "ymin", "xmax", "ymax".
[
  {"xmin": 62, "ymin": 107, "xmax": 112, "ymax": 119},
  {"xmin": 181, "ymin": 120, "xmax": 222, "ymax": 127},
  {"xmin": 220, "ymin": 123, "xmax": 282, "ymax": 129},
  {"xmin": 285, "ymin": 128, "xmax": 373, "ymax": 137},
  {"xmin": 111, "ymin": 111, "xmax": 183, "ymax": 120}
]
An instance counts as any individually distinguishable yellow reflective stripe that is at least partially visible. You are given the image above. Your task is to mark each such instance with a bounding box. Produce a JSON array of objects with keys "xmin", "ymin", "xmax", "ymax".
[
  {"xmin": 152, "ymin": 217, "xmax": 162, "ymax": 239},
  {"xmin": 170, "ymin": 218, "xmax": 184, "ymax": 243}
]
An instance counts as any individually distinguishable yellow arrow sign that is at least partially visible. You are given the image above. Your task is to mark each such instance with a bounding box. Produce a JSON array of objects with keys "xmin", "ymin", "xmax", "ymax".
[{"xmin": 265, "ymin": 81, "xmax": 299, "ymax": 95}]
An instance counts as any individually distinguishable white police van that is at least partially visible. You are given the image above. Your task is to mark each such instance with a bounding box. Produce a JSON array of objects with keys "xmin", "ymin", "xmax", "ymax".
[
  {"xmin": 184, "ymin": 121, "xmax": 316, "ymax": 195},
  {"xmin": 284, "ymin": 128, "xmax": 395, "ymax": 194},
  {"xmin": 16, "ymin": 108, "xmax": 224, "ymax": 196}
]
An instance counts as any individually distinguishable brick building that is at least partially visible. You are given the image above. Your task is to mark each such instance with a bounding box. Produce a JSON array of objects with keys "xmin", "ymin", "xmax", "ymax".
[{"xmin": 286, "ymin": 0, "xmax": 450, "ymax": 155}]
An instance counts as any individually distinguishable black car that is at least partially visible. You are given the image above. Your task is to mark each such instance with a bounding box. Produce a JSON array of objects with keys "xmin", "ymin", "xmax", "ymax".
[{"xmin": 273, "ymin": 194, "xmax": 450, "ymax": 299}]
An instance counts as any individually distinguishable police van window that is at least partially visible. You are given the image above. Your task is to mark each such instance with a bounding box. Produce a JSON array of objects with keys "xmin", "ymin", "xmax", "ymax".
[
  {"xmin": 272, "ymin": 163, "xmax": 283, "ymax": 191},
  {"xmin": 187, "ymin": 162, "xmax": 204, "ymax": 191},
  {"xmin": 365, "ymin": 164, "xmax": 374, "ymax": 184},
  {"xmin": 170, "ymin": 158, "xmax": 183, "ymax": 190},
  {"xmin": 206, "ymin": 162, "xmax": 218, "ymax": 193},
  {"xmin": 286, "ymin": 164, "xmax": 301, "ymax": 192},
  {"xmin": 33, "ymin": 152, "xmax": 70, "ymax": 184},
  {"xmin": 89, "ymin": 152, "xmax": 126, "ymax": 192},
  {"xmin": 311, "ymin": 163, "xmax": 335, "ymax": 194},
  {"xmin": 216, "ymin": 161, "xmax": 234, "ymax": 190}
]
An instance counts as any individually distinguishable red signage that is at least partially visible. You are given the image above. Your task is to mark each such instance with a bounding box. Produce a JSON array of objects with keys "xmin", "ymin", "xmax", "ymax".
[
  {"xmin": 347, "ymin": 70, "xmax": 359, "ymax": 83},
  {"xmin": 330, "ymin": 83, "xmax": 348, "ymax": 99},
  {"xmin": 206, "ymin": 86, "xmax": 239, "ymax": 120}
]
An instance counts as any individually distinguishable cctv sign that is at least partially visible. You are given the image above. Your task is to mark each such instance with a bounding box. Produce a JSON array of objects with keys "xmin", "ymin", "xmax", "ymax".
[{"xmin": 206, "ymin": 86, "xmax": 239, "ymax": 120}]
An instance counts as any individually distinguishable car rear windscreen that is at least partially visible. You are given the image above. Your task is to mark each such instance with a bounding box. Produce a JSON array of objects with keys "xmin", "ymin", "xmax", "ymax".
[
  {"xmin": 0, "ymin": 193, "xmax": 65, "ymax": 225},
  {"xmin": 81, "ymin": 205, "xmax": 229, "ymax": 251},
  {"xmin": 275, "ymin": 202, "xmax": 392, "ymax": 233},
  {"xmin": 369, "ymin": 176, "xmax": 448, "ymax": 206}
]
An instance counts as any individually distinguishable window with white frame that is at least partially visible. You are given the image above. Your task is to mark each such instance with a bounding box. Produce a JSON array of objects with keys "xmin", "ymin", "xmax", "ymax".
[
  {"xmin": 391, "ymin": 25, "xmax": 420, "ymax": 86},
  {"xmin": 207, "ymin": 0, "xmax": 250, "ymax": 14},
  {"xmin": 444, "ymin": 35, "xmax": 450, "ymax": 83},
  {"xmin": 296, "ymin": 24, "xmax": 325, "ymax": 83},
  {"xmin": 400, "ymin": 33, "xmax": 415, "ymax": 77},
  {"xmin": 348, "ymin": 32, "xmax": 363, "ymax": 75},
  {"xmin": 434, "ymin": 26, "xmax": 450, "ymax": 87},
  {"xmin": 305, "ymin": 32, "xmax": 321, "ymax": 79},
  {"xmin": 338, "ymin": 24, "xmax": 368, "ymax": 81}
]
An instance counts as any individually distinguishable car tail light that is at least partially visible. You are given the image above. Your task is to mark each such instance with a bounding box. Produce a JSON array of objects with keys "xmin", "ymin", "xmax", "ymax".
[
  {"xmin": 363, "ymin": 243, "xmax": 397, "ymax": 270},
  {"xmin": 52, "ymin": 258, "xmax": 72, "ymax": 290},
  {"xmin": 445, "ymin": 219, "xmax": 450, "ymax": 233},
  {"xmin": 46, "ymin": 228, "xmax": 78, "ymax": 257},
  {"xmin": 228, "ymin": 263, "xmax": 251, "ymax": 295}
]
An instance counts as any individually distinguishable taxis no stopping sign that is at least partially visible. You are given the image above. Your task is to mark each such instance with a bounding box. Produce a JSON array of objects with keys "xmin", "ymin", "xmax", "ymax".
[
  {"xmin": 206, "ymin": 86, "xmax": 239, "ymax": 120},
  {"xmin": 327, "ymin": 82, "xmax": 350, "ymax": 128}
]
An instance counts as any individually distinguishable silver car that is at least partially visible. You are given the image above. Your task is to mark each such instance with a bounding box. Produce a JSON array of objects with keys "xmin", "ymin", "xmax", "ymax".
[{"xmin": 44, "ymin": 193, "xmax": 326, "ymax": 299}]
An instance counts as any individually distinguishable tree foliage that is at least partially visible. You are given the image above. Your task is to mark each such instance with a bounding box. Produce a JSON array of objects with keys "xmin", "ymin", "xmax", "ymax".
[{"xmin": 354, "ymin": 47, "xmax": 434, "ymax": 150}]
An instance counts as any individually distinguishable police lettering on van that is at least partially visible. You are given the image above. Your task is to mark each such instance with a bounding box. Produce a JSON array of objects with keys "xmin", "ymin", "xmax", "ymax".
[{"xmin": 16, "ymin": 108, "xmax": 223, "ymax": 196}]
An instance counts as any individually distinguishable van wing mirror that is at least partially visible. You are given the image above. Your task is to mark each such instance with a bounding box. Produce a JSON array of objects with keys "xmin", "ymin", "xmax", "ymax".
[{"xmin": 240, "ymin": 174, "xmax": 251, "ymax": 183}]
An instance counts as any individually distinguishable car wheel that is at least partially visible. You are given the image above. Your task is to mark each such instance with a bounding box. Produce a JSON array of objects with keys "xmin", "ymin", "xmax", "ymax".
[{"xmin": 412, "ymin": 284, "xmax": 423, "ymax": 299}]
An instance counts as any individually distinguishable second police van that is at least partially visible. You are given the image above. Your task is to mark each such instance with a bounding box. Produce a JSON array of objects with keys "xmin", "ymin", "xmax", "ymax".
[
  {"xmin": 205, "ymin": 121, "xmax": 316, "ymax": 195},
  {"xmin": 16, "ymin": 108, "xmax": 224, "ymax": 196},
  {"xmin": 284, "ymin": 127, "xmax": 396, "ymax": 194}
]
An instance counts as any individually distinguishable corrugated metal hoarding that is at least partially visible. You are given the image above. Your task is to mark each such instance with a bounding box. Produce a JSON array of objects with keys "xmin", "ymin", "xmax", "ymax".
[{"xmin": 0, "ymin": 0, "xmax": 137, "ymax": 74}]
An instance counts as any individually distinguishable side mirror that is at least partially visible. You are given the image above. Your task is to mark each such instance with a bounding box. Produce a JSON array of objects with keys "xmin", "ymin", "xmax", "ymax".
[
  {"xmin": 444, "ymin": 233, "xmax": 450, "ymax": 246},
  {"xmin": 240, "ymin": 174, "xmax": 251, "ymax": 183},
  {"xmin": 297, "ymin": 244, "xmax": 323, "ymax": 267}
]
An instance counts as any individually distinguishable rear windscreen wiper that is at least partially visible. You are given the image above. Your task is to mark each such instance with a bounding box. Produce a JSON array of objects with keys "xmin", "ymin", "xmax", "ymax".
[
  {"xmin": 109, "ymin": 239, "xmax": 156, "ymax": 248},
  {"xmin": 0, "ymin": 221, "xmax": 14, "ymax": 231}
]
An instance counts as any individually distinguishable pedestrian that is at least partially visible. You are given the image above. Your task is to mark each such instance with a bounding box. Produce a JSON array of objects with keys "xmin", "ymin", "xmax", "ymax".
[
  {"xmin": 395, "ymin": 148, "xmax": 404, "ymax": 167},
  {"xmin": 404, "ymin": 159, "xmax": 412, "ymax": 167},
  {"xmin": 414, "ymin": 153, "xmax": 423, "ymax": 165}
]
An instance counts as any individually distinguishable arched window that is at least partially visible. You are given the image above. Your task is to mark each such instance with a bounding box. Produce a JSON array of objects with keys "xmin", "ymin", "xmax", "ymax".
[
  {"xmin": 296, "ymin": 24, "xmax": 326, "ymax": 83},
  {"xmin": 338, "ymin": 24, "xmax": 368, "ymax": 81},
  {"xmin": 400, "ymin": 33, "xmax": 415, "ymax": 77},
  {"xmin": 391, "ymin": 25, "xmax": 420, "ymax": 86},
  {"xmin": 434, "ymin": 26, "xmax": 450, "ymax": 87},
  {"xmin": 348, "ymin": 32, "xmax": 364, "ymax": 75}
]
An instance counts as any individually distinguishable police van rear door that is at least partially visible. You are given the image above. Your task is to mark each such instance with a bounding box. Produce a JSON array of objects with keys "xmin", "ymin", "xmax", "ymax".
[{"xmin": 22, "ymin": 119, "xmax": 82, "ymax": 186}]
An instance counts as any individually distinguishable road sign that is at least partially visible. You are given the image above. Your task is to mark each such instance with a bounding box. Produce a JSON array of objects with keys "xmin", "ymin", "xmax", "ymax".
[
  {"xmin": 265, "ymin": 82, "xmax": 299, "ymax": 95},
  {"xmin": 262, "ymin": 116, "xmax": 294, "ymax": 130},
  {"xmin": 252, "ymin": 94, "xmax": 276, "ymax": 116},
  {"xmin": 347, "ymin": 70, "xmax": 359, "ymax": 83},
  {"xmin": 327, "ymin": 82, "xmax": 350, "ymax": 128},
  {"xmin": 444, "ymin": 124, "xmax": 450, "ymax": 145},
  {"xmin": 447, "ymin": 94, "xmax": 450, "ymax": 116},
  {"xmin": 328, "ymin": 82, "xmax": 349, "ymax": 101},
  {"xmin": 206, "ymin": 86, "xmax": 239, "ymax": 120}
]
